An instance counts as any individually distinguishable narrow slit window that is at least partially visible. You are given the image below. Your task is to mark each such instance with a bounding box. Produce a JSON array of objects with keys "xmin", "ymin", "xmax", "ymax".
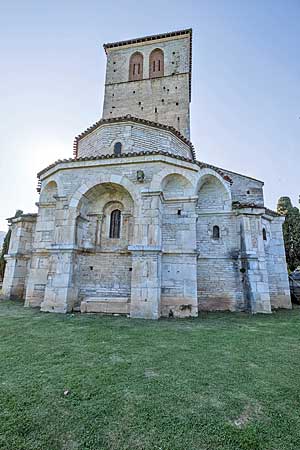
[
  {"xmin": 213, "ymin": 225, "xmax": 220, "ymax": 239},
  {"xmin": 262, "ymin": 228, "xmax": 267, "ymax": 241},
  {"xmin": 109, "ymin": 209, "xmax": 121, "ymax": 239}
]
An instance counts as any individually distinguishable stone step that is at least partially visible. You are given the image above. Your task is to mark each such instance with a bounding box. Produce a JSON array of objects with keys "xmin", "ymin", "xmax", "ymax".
[{"xmin": 80, "ymin": 297, "xmax": 130, "ymax": 314}]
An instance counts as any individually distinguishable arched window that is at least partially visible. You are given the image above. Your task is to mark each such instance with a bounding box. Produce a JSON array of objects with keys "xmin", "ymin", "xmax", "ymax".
[
  {"xmin": 113, "ymin": 142, "xmax": 122, "ymax": 155},
  {"xmin": 149, "ymin": 48, "xmax": 164, "ymax": 78},
  {"xmin": 262, "ymin": 227, "xmax": 267, "ymax": 241},
  {"xmin": 213, "ymin": 225, "xmax": 220, "ymax": 239},
  {"xmin": 109, "ymin": 209, "xmax": 121, "ymax": 238},
  {"xmin": 129, "ymin": 52, "xmax": 143, "ymax": 81}
]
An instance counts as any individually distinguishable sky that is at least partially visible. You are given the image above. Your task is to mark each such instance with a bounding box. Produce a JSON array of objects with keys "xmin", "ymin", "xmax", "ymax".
[{"xmin": 0, "ymin": 0, "xmax": 299, "ymax": 231}]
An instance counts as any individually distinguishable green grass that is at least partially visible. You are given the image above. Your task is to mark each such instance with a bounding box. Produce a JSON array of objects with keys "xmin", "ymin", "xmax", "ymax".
[{"xmin": 0, "ymin": 301, "xmax": 300, "ymax": 450}]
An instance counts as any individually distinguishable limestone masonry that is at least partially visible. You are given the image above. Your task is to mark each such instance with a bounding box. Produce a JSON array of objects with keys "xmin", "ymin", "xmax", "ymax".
[{"xmin": 2, "ymin": 29, "xmax": 291, "ymax": 318}]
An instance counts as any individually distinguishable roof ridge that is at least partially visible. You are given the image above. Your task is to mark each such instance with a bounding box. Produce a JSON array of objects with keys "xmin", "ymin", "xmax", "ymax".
[{"xmin": 36, "ymin": 150, "xmax": 232, "ymax": 190}]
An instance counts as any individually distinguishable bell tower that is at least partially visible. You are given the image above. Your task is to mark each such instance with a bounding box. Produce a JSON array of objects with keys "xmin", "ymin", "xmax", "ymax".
[{"xmin": 102, "ymin": 29, "xmax": 192, "ymax": 139}]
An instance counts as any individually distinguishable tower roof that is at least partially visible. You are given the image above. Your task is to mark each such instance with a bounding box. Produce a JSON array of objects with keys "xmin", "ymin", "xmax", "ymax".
[{"xmin": 103, "ymin": 28, "xmax": 192, "ymax": 52}]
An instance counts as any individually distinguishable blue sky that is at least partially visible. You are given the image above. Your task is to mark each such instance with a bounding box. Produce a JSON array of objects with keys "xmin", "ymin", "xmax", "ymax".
[{"xmin": 0, "ymin": 0, "xmax": 299, "ymax": 230}]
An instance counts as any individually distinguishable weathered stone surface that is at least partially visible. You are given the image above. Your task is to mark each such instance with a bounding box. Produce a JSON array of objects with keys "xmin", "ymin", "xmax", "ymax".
[{"xmin": 2, "ymin": 29, "xmax": 291, "ymax": 317}]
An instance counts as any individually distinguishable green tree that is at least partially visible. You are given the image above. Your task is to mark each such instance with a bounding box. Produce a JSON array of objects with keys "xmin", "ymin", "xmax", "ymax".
[
  {"xmin": 0, "ymin": 210, "xmax": 23, "ymax": 281},
  {"xmin": 277, "ymin": 197, "xmax": 300, "ymax": 272}
]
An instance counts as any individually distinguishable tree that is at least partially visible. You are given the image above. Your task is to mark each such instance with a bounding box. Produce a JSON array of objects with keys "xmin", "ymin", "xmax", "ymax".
[
  {"xmin": 277, "ymin": 197, "xmax": 300, "ymax": 272},
  {"xmin": 0, "ymin": 210, "xmax": 23, "ymax": 281}
]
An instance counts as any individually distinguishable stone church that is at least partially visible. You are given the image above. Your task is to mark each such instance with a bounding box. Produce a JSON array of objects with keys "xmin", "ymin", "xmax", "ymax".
[{"xmin": 2, "ymin": 29, "xmax": 291, "ymax": 318}]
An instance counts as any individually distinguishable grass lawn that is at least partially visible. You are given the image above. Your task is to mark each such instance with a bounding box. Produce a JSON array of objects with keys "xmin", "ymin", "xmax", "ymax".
[{"xmin": 0, "ymin": 301, "xmax": 300, "ymax": 450}]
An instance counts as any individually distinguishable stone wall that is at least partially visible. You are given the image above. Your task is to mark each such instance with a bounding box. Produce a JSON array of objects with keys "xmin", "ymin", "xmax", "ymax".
[
  {"xmin": 3, "ymin": 149, "xmax": 292, "ymax": 317},
  {"xmin": 221, "ymin": 169, "xmax": 264, "ymax": 205},
  {"xmin": 2, "ymin": 215, "xmax": 36, "ymax": 300},
  {"xmin": 77, "ymin": 122, "xmax": 193, "ymax": 160},
  {"xmin": 77, "ymin": 253, "xmax": 132, "ymax": 301},
  {"xmin": 264, "ymin": 216, "xmax": 291, "ymax": 308},
  {"xmin": 103, "ymin": 34, "xmax": 191, "ymax": 138}
]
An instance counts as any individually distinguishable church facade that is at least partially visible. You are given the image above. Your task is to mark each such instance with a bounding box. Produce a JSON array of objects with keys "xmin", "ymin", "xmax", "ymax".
[{"xmin": 2, "ymin": 29, "xmax": 291, "ymax": 318}]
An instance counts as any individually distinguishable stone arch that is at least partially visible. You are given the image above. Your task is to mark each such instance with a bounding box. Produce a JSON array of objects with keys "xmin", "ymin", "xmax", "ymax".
[
  {"xmin": 40, "ymin": 180, "xmax": 58, "ymax": 203},
  {"xmin": 69, "ymin": 175, "xmax": 140, "ymax": 211},
  {"xmin": 129, "ymin": 51, "xmax": 144, "ymax": 81},
  {"xmin": 196, "ymin": 170, "xmax": 231, "ymax": 211},
  {"xmin": 161, "ymin": 173, "xmax": 193, "ymax": 199},
  {"xmin": 73, "ymin": 179, "xmax": 136, "ymax": 250},
  {"xmin": 149, "ymin": 48, "xmax": 164, "ymax": 78},
  {"xmin": 150, "ymin": 167, "xmax": 197, "ymax": 194}
]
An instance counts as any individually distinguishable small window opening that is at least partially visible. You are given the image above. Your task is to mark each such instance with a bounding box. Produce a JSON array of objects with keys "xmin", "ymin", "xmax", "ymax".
[
  {"xmin": 247, "ymin": 190, "xmax": 250, "ymax": 194},
  {"xmin": 133, "ymin": 90, "xmax": 136, "ymax": 94},
  {"xmin": 109, "ymin": 209, "xmax": 121, "ymax": 239},
  {"xmin": 89, "ymin": 266, "xmax": 93, "ymax": 271},
  {"xmin": 263, "ymin": 228, "xmax": 267, "ymax": 241},
  {"xmin": 138, "ymin": 101, "xmax": 141, "ymax": 105},
  {"xmin": 161, "ymin": 99, "xmax": 164, "ymax": 103},
  {"xmin": 213, "ymin": 225, "xmax": 220, "ymax": 239},
  {"xmin": 114, "ymin": 142, "xmax": 122, "ymax": 155},
  {"xmin": 177, "ymin": 209, "xmax": 182, "ymax": 216},
  {"xmin": 155, "ymin": 107, "xmax": 157, "ymax": 113},
  {"xmin": 176, "ymin": 102, "xmax": 179, "ymax": 106}
]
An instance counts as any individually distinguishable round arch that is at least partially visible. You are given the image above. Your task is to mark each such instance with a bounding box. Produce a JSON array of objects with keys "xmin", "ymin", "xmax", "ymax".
[
  {"xmin": 150, "ymin": 167, "xmax": 197, "ymax": 193},
  {"xmin": 195, "ymin": 168, "xmax": 232, "ymax": 200},
  {"xmin": 40, "ymin": 180, "xmax": 58, "ymax": 203},
  {"xmin": 69, "ymin": 174, "xmax": 140, "ymax": 211}
]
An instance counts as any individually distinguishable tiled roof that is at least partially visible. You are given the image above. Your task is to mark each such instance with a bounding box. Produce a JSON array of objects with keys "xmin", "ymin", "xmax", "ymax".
[
  {"xmin": 72, "ymin": 115, "xmax": 195, "ymax": 159},
  {"xmin": 103, "ymin": 28, "xmax": 192, "ymax": 51},
  {"xmin": 103, "ymin": 29, "xmax": 193, "ymax": 102},
  {"xmin": 232, "ymin": 201, "xmax": 264, "ymax": 209},
  {"xmin": 36, "ymin": 150, "xmax": 232, "ymax": 192},
  {"xmin": 264, "ymin": 207, "xmax": 281, "ymax": 217},
  {"xmin": 232, "ymin": 202, "xmax": 280, "ymax": 217}
]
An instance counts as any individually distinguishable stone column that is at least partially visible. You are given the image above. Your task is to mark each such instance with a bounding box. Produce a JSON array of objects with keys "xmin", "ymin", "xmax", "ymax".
[
  {"xmin": 239, "ymin": 211, "xmax": 271, "ymax": 313},
  {"xmin": 2, "ymin": 215, "xmax": 36, "ymax": 300},
  {"xmin": 40, "ymin": 196, "xmax": 79, "ymax": 313},
  {"xmin": 129, "ymin": 191, "xmax": 162, "ymax": 319}
]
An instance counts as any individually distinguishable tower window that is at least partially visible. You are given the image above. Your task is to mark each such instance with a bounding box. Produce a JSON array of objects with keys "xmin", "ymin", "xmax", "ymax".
[
  {"xmin": 129, "ymin": 52, "xmax": 143, "ymax": 81},
  {"xmin": 113, "ymin": 142, "xmax": 122, "ymax": 155},
  {"xmin": 262, "ymin": 227, "xmax": 267, "ymax": 241},
  {"xmin": 149, "ymin": 48, "xmax": 164, "ymax": 78},
  {"xmin": 213, "ymin": 225, "xmax": 220, "ymax": 239},
  {"xmin": 109, "ymin": 209, "xmax": 121, "ymax": 239}
]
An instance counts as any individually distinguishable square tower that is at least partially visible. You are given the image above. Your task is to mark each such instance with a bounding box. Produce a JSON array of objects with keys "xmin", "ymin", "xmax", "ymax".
[{"xmin": 102, "ymin": 29, "xmax": 192, "ymax": 139}]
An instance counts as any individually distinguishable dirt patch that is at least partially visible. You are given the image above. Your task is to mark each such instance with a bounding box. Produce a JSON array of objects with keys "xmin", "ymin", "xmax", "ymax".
[{"xmin": 231, "ymin": 403, "xmax": 262, "ymax": 428}]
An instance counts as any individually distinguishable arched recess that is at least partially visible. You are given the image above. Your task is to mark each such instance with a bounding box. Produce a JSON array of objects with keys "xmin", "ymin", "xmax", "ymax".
[
  {"xmin": 40, "ymin": 180, "xmax": 58, "ymax": 203},
  {"xmin": 149, "ymin": 48, "xmax": 164, "ymax": 78},
  {"xmin": 162, "ymin": 173, "xmax": 193, "ymax": 199},
  {"xmin": 129, "ymin": 52, "xmax": 144, "ymax": 81},
  {"xmin": 75, "ymin": 182, "xmax": 135, "ymax": 250},
  {"xmin": 197, "ymin": 172, "xmax": 231, "ymax": 211},
  {"xmin": 150, "ymin": 167, "xmax": 197, "ymax": 194}
]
